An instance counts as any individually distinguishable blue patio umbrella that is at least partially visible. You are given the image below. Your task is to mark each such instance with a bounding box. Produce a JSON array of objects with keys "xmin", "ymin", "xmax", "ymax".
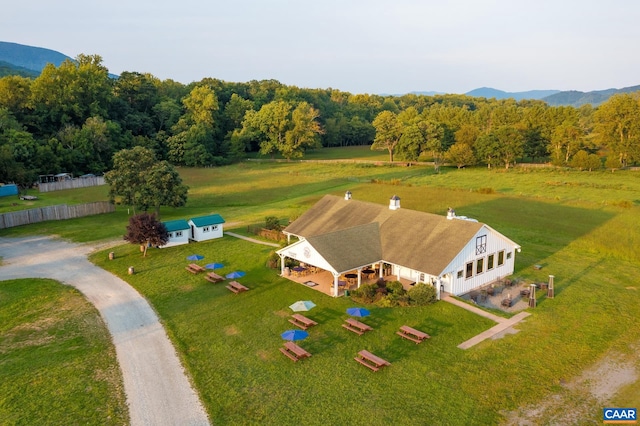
[
  {"xmin": 186, "ymin": 254, "xmax": 204, "ymax": 261},
  {"xmin": 281, "ymin": 329, "xmax": 309, "ymax": 341},
  {"xmin": 289, "ymin": 300, "xmax": 316, "ymax": 312},
  {"xmin": 346, "ymin": 307, "xmax": 371, "ymax": 317},
  {"xmin": 205, "ymin": 263, "xmax": 224, "ymax": 270},
  {"xmin": 225, "ymin": 271, "xmax": 246, "ymax": 279}
]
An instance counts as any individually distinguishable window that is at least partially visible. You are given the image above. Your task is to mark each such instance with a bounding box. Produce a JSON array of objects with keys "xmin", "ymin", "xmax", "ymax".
[
  {"xmin": 457, "ymin": 270, "xmax": 463, "ymax": 279},
  {"xmin": 507, "ymin": 251, "xmax": 512, "ymax": 259},
  {"xmin": 176, "ymin": 231, "xmax": 183, "ymax": 237},
  {"xmin": 487, "ymin": 254, "xmax": 495, "ymax": 270},
  {"xmin": 168, "ymin": 232, "xmax": 174, "ymax": 238},
  {"xmin": 212, "ymin": 225, "xmax": 218, "ymax": 231},
  {"xmin": 203, "ymin": 226, "xmax": 210, "ymax": 232},
  {"xmin": 476, "ymin": 258, "xmax": 484, "ymax": 274},
  {"xmin": 476, "ymin": 235, "xmax": 487, "ymax": 255},
  {"xmin": 498, "ymin": 250, "xmax": 505, "ymax": 266},
  {"xmin": 465, "ymin": 262, "xmax": 473, "ymax": 279}
]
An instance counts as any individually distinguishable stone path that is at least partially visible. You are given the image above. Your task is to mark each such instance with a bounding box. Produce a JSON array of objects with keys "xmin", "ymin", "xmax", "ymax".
[
  {"xmin": 0, "ymin": 236, "xmax": 210, "ymax": 426},
  {"xmin": 442, "ymin": 295, "xmax": 531, "ymax": 349}
]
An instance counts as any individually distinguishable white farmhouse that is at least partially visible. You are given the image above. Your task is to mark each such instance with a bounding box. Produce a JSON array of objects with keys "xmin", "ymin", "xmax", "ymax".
[
  {"xmin": 277, "ymin": 194, "xmax": 520, "ymax": 298},
  {"xmin": 159, "ymin": 219, "xmax": 190, "ymax": 248},
  {"xmin": 188, "ymin": 214, "xmax": 225, "ymax": 242}
]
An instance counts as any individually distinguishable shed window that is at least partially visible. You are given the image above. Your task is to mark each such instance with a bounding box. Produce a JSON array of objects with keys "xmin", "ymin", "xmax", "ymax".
[
  {"xmin": 176, "ymin": 231, "xmax": 183, "ymax": 237},
  {"xmin": 476, "ymin": 235, "xmax": 487, "ymax": 255},
  {"xmin": 507, "ymin": 251, "xmax": 512, "ymax": 259},
  {"xmin": 168, "ymin": 232, "xmax": 174, "ymax": 238},
  {"xmin": 498, "ymin": 250, "xmax": 505, "ymax": 266},
  {"xmin": 457, "ymin": 270, "xmax": 463, "ymax": 279},
  {"xmin": 203, "ymin": 226, "xmax": 210, "ymax": 232},
  {"xmin": 212, "ymin": 225, "xmax": 218, "ymax": 231},
  {"xmin": 465, "ymin": 262, "xmax": 473, "ymax": 279}
]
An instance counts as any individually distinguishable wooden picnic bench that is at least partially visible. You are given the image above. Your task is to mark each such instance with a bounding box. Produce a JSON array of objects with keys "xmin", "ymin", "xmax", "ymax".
[
  {"xmin": 354, "ymin": 349, "xmax": 390, "ymax": 372},
  {"xmin": 204, "ymin": 272, "xmax": 225, "ymax": 283},
  {"xmin": 185, "ymin": 263, "xmax": 205, "ymax": 274},
  {"xmin": 279, "ymin": 341, "xmax": 311, "ymax": 362},
  {"xmin": 396, "ymin": 325, "xmax": 430, "ymax": 344},
  {"xmin": 288, "ymin": 313, "xmax": 318, "ymax": 330},
  {"xmin": 225, "ymin": 281, "xmax": 249, "ymax": 294},
  {"xmin": 342, "ymin": 318, "xmax": 373, "ymax": 335}
]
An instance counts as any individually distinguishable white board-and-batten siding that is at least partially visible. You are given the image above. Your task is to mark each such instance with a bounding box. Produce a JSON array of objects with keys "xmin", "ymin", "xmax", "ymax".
[
  {"xmin": 283, "ymin": 240, "xmax": 335, "ymax": 273},
  {"xmin": 443, "ymin": 225, "xmax": 518, "ymax": 296}
]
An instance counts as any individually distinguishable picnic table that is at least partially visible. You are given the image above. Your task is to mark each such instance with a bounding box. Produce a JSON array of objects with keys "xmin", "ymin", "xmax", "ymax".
[
  {"xmin": 279, "ymin": 341, "xmax": 311, "ymax": 362},
  {"xmin": 185, "ymin": 263, "xmax": 205, "ymax": 274},
  {"xmin": 342, "ymin": 318, "xmax": 373, "ymax": 335},
  {"xmin": 204, "ymin": 272, "xmax": 225, "ymax": 283},
  {"xmin": 289, "ymin": 313, "xmax": 318, "ymax": 330},
  {"xmin": 354, "ymin": 350, "xmax": 390, "ymax": 372},
  {"xmin": 396, "ymin": 325, "xmax": 430, "ymax": 344},
  {"xmin": 226, "ymin": 281, "xmax": 249, "ymax": 294}
]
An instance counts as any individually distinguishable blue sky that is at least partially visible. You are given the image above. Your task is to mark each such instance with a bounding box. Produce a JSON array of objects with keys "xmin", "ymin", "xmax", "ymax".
[{"xmin": 3, "ymin": 0, "xmax": 639, "ymax": 94}]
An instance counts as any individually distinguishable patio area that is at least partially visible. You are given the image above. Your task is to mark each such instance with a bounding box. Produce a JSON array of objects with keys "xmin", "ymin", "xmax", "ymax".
[
  {"xmin": 459, "ymin": 279, "xmax": 536, "ymax": 313},
  {"xmin": 283, "ymin": 267, "xmax": 416, "ymax": 297}
]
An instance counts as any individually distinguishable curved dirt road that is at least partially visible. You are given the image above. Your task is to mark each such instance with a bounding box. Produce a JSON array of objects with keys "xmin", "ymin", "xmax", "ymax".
[{"xmin": 0, "ymin": 236, "xmax": 210, "ymax": 426}]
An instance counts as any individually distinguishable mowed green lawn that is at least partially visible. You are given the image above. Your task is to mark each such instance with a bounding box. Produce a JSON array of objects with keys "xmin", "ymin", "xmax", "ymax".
[
  {"xmin": 2, "ymin": 161, "xmax": 640, "ymax": 424},
  {"xmin": 0, "ymin": 279, "xmax": 128, "ymax": 425}
]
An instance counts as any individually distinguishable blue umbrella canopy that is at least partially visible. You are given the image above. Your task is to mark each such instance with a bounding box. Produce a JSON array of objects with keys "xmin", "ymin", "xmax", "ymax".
[
  {"xmin": 346, "ymin": 307, "xmax": 371, "ymax": 317},
  {"xmin": 289, "ymin": 301, "xmax": 316, "ymax": 312},
  {"xmin": 186, "ymin": 254, "xmax": 204, "ymax": 261},
  {"xmin": 281, "ymin": 329, "xmax": 309, "ymax": 341},
  {"xmin": 205, "ymin": 263, "xmax": 224, "ymax": 270},
  {"xmin": 226, "ymin": 271, "xmax": 246, "ymax": 279}
]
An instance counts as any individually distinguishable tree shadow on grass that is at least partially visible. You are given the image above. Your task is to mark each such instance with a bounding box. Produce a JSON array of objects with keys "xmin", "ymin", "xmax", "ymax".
[{"xmin": 458, "ymin": 197, "xmax": 616, "ymax": 270}]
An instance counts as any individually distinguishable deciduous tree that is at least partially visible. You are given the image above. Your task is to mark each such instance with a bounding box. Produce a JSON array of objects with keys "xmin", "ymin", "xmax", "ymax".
[{"xmin": 124, "ymin": 213, "xmax": 168, "ymax": 257}]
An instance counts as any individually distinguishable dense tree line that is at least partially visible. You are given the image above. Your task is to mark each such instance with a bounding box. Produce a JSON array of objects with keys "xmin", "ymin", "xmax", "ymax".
[{"xmin": 1, "ymin": 54, "xmax": 639, "ymax": 187}]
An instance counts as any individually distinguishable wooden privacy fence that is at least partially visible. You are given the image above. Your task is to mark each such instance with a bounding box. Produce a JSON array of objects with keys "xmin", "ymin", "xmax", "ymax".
[
  {"xmin": 38, "ymin": 176, "xmax": 105, "ymax": 193},
  {"xmin": 0, "ymin": 201, "xmax": 114, "ymax": 229}
]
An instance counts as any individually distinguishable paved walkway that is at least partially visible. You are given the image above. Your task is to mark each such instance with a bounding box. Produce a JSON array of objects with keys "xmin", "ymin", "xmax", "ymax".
[
  {"xmin": 0, "ymin": 236, "xmax": 210, "ymax": 426},
  {"xmin": 442, "ymin": 295, "xmax": 531, "ymax": 349}
]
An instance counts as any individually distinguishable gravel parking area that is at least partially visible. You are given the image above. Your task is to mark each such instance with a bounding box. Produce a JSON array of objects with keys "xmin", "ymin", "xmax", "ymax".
[{"xmin": 0, "ymin": 236, "xmax": 210, "ymax": 426}]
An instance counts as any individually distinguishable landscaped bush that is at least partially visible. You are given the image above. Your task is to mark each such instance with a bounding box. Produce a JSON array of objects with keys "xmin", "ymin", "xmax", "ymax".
[
  {"xmin": 265, "ymin": 250, "xmax": 280, "ymax": 269},
  {"xmin": 407, "ymin": 283, "xmax": 438, "ymax": 305},
  {"xmin": 350, "ymin": 282, "xmax": 378, "ymax": 303}
]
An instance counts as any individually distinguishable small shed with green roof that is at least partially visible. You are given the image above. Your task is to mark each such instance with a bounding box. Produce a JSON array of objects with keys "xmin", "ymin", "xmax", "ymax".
[
  {"xmin": 188, "ymin": 214, "xmax": 225, "ymax": 242},
  {"xmin": 160, "ymin": 219, "xmax": 190, "ymax": 248}
]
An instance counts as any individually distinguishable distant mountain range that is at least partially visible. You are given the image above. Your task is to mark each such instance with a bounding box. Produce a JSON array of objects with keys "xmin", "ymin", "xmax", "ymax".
[
  {"xmin": 0, "ymin": 41, "xmax": 72, "ymax": 76},
  {"xmin": 465, "ymin": 87, "xmax": 561, "ymax": 101},
  {"xmin": 2, "ymin": 41, "xmax": 639, "ymax": 107},
  {"xmin": 463, "ymin": 86, "xmax": 640, "ymax": 107}
]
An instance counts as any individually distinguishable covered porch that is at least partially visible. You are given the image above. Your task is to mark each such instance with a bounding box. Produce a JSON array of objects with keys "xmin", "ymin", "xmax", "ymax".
[{"xmin": 282, "ymin": 266, "xmax": 418, "ymax": 297}]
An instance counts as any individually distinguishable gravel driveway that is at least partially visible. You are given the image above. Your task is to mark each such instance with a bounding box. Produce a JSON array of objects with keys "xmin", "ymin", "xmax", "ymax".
[{"xmin": 0, "ymin": 236, "xmax": 210, "ymax": 426}]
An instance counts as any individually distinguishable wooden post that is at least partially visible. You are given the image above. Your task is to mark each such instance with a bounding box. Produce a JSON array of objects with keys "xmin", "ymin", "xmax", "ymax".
[
  {"xmin": 528, "ymin": 283, "xmax": 536, "ymax": 308},
  {"xmin": 108, "ymin": 252, "xmax": 114, "ymax": 260},
  {"xmin": 128, "ymin": 266, "xmax": 135, "ymax": 275},
  {"xmin": 547, "ymin": 275, "xmax": 554, "ymax": 298}
]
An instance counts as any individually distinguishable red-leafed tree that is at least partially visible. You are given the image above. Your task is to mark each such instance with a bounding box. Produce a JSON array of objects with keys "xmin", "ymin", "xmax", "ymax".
[{"xmin": 124, "ymin": 213, "xmax": 169, "ymax": 256}]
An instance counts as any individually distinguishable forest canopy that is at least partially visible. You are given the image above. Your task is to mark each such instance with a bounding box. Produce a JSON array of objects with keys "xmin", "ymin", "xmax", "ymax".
[{"xmin": 1, "ymin": 54, "xmax": 639, "ymax": 187}]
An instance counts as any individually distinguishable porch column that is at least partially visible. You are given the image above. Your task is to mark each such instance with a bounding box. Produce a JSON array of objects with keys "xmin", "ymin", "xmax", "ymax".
[
  {"xmin": 278, "ymin": 253, "xmax": 286, "ymax": 276},
  {"xmin": 332, "ymin": 273, "xmax": 340, "ymax": 297},
  {"xmin": 357, "ymin": 268, "xmax": 362, "ymax": 288}
]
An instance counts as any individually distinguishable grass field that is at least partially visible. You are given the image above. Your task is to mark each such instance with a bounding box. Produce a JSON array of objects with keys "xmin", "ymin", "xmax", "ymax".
[
  {"xmin": 2, "ymin": 159, "xmax": 640, "ymax": 424},
  {"xmin": 0, "ymin": 279, "xmax": 128, "ymax": 425}
]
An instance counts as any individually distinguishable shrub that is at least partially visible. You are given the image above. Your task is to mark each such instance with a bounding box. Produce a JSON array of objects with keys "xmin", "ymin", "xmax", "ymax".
[
  {"xmin": 408, "ymin": 283, "xmax": 438, "ymax": 305},
  {"xmin": 386, "ymin": 280, "xmax": 405, "ymax": 295},
  {"xmin": 350, "ymin": 283, "xmax": 378, "ymax": 303},
  {"xmin": 264, "ymin": 216, "xmax": 282, "ymax": 231},
  {"xmin": 265, "ymin": 251, "xmax": 280, "ymax": 269}
]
